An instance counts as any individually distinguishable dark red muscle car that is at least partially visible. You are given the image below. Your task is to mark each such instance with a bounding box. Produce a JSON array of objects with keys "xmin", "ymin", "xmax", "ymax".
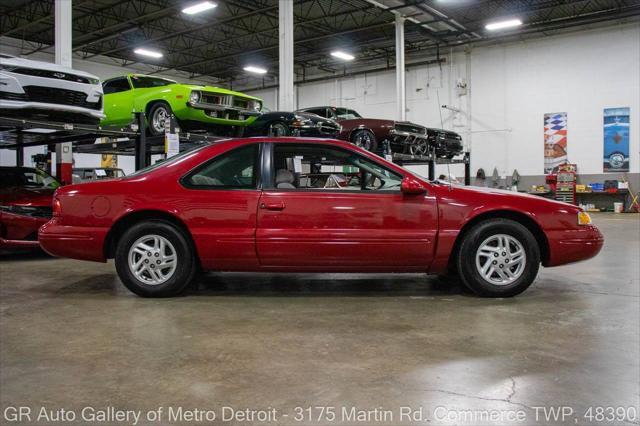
[
  {"xmin": 296, "ymin": 106, "xmax": 463, "ymax": 158},
  {"xmin": 39, "ymin": 138, "xmax": 603, "ymax": 298},
  {"xmin": 1, "ymin": 166, "xmax": 58, "ymax": 250}
]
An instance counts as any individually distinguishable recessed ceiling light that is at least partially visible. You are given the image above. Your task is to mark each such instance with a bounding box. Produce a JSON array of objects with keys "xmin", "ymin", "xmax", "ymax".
[
  {"xmin": 330, "ymin": 51, "xmax": 355, "ymax": 61},
  {"xmin": 243, "ymin": 66, "xmax": 267, "ymax": 74},
  {"xmin": 182, "ymin": 1, "xmax": 217, "ymax": 15},
  {"xmin": 485, "ymin": 19, "xmax": 522, "ymax": 31},
  {"xmin": 134, "ymin": 48, "xmax": 163, "ymax": 58}
]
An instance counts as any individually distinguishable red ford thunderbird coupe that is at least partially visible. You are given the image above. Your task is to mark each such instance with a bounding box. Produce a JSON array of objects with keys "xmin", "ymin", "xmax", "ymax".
[{"xmin": 39, "ymin": 137, "xmax": 603, "ymax": 297}]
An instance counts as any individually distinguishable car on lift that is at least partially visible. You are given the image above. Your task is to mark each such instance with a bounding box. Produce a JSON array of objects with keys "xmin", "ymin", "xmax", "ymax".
[
  {"xmin": 1, "ymin": 166, "xmax": 59, "ymax": 251},
  {"xmin": 72, "ymin": 167, "xmax": 126, "ymax": 184},
  {"xmin": 100, "ymin": 74, "xmax": 263, "ymax": 136},
  {"xmin": 0, "ymin": 54, "xmax": 105, "ymax": 125},
  {"xmin": 40, "ymin": 137, "xmax": 603, "ymax": 298},
  {"xmin": 297, "ymin": 106, "xmax": 464, "ymax": 158},
  {"xmin": 244, "ymin": 110, "xmax": 341, "ymax": 138}
]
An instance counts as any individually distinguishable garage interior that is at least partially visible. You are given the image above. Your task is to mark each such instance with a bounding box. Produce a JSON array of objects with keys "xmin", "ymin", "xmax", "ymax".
[{"xmin": 1, "ymin": 0, "xmax": 639, "ymax": 425}]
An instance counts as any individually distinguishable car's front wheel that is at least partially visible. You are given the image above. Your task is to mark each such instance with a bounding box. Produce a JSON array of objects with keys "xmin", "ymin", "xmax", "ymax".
[
  {"xmin": 456, "ymin": 219, "xmax": 540, "ymax": 297},
  {"xmin": 114, "ymin": 221, "xmax": 197, "ymax": 297},
  {"xmin": 268, "ymin": 121, "xmax": 290, "ymax": 137},
  {"xmin": 148, "ymin": 102, "xmax": 172, "ymax": 136},
  {"xmin": 351, "ymin": 129, "xmax": 378, "ymax": 152}
]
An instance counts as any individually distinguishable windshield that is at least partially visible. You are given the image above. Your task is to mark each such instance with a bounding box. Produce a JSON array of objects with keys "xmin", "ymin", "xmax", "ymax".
[
  {"xmin": 0, "ymin": 168, "xmax": 60, "ymax": 189},
  {"xmin": 333, "ymin": 108, "xmax": 361, "ymax": 120},
  {"xmin": 130, "ymin": 75, "xmax": 175, "ymax": 89}
]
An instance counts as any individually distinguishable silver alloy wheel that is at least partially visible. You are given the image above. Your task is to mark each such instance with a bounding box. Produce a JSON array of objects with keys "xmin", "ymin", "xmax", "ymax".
[
  {"xmin": 128, "ymin": 234, "xmax": 177, "ymax": 285},
  {"xmin": 409, "ymin": 139, "xmax": 429, "ymax": 156},
  {"xmin": 151, "ymin": 106, "xmax": 169, "ymax": 134},
  {"xmin": 353, "ymin": 132, "xmax": 373, "ymax": 150},
  {"xmin": 475, "ymin": 234, "xmax": 526, "ymax": 285},
  {"xmin": 268, "ymin": 122, "xmax": 288, "ymax": 137}
]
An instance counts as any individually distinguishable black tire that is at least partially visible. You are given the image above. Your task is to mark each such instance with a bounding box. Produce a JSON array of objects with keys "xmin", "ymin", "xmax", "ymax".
[
  {"xmin": 114, "ymin": 220, "xmax": 197, "ymax": 297},
  {"xmin": 147, "ymin": 102, "xmax": 172, "ymax": 136},
  {"xmin": 455, "ymin": 219, "xmax": 540, "ymax": 297},
  {"xmin": 268, "ymin": 121, "xmax": 290, "ymax": 137},
  {"xmin": 351, "ymin": 129, "xmax": 378, "ymax": 152}
]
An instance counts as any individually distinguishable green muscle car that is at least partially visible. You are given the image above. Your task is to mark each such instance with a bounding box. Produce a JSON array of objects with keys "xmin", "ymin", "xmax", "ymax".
[{"xmin": 100, "ymin": 74, "xmax": 262, "ymax": 135}]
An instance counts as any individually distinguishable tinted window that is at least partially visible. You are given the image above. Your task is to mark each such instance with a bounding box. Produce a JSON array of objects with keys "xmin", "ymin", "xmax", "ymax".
[
  {"xmin": 306, "ymin": 108, "xmax": 327, "ymax": 117},
  {"xmin": 185, "ymin": 145, "xmax": 258, "ymax": 189},
  {"xmin": 272, "ymin": 144, "xmax": 402, "ymax": 191},
  {"xmin": 130, "ymin": 76, "xmax": 175, "ymax": 89},
  {"xmin": 102, "ymin": 78, "xmax": 131, "ymax": 94}
]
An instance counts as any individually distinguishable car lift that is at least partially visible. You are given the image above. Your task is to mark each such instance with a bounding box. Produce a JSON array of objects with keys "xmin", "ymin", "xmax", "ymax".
[
  {"xmin": 0, "ymin": 113, "xmax": 222, "ymax": 173},
  {"xmin": 1, "ymin": 114, "xmax": 471, "ymax": 186},
  {"xmin": 389, "ymin": 144, "xmax": 472, "ymax": 185}
]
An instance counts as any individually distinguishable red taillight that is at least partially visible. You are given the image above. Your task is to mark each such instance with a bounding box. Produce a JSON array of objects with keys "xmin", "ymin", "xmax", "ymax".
[{"xmin": 52, "ymin": 198, "xmax": 61, "ymax": 217}]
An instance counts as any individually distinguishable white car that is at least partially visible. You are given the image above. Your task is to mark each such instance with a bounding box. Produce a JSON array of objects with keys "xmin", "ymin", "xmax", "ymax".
[{"xmin": 0, "ymin": 54, "xmax": 105, "ymax": 124}]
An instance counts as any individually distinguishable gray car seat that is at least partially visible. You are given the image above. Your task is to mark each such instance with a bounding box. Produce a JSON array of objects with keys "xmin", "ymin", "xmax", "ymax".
[{"xmin": 275, "ymin": 169, "xmax": 296, "ymax": 189}]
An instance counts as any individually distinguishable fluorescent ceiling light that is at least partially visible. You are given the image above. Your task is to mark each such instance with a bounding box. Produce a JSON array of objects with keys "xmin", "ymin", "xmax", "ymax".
[
  {"xmin": 182, "ymin": 1, "xmax": 217, "ymax": 15},
  {"xmin": 134, "ymin": 48, "xmax": 163, "ymax": 58},
  {"xmin": 485, "ymin": 19, "xmax": 522, "ymax": 31},
  {"xmin": 331, "ymin": 51, "xmax": 355, "ymax": 61},
  {"xmin": 243, "ymin": 66, "xmax": 267, "ymax": 74}
]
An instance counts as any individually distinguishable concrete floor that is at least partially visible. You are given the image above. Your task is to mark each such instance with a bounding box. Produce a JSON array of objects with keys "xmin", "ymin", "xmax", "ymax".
[{"xmin": 0, "ymin": 213, "xmax": 638, "ymax": 426}]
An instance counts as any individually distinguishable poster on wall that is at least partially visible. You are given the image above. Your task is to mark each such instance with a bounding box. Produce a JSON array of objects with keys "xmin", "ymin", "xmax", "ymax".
[
  {"xmin": 603, "ymin": 107, "xmax": 630, "ymax": 172},
  {"xmin": 544, "ymin": 112, "xmax": 568, "ymax": 174}
]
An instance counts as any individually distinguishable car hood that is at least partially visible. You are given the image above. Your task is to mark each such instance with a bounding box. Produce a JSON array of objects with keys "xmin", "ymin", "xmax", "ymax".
[
  {"xmin": 0, "ymin": 56, "xmax": 101, "ymax": 80},
  {"xmin": 438, "ymin": 184, "xmax": 578, "ymax": 209},
  {"xmin": 0, "ymin": 186, "xmax": 55, "ymax": 207},
  {"xmin": 296, "ymin": 111, "xmax": 340, "ymax": 125},
  {"xmin": 339, "ymin": 118, "xmax": 395, "ymax": 127},
  {"xmin": 182, "ymin": 84, "xmax": 261, "ymax": 101}
]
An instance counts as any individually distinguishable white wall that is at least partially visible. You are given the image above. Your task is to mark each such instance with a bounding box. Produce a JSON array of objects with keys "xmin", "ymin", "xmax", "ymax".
[
  {"xmin": 247, "ymin": 23, "xmax": 640, "ymax": 180},
  {"xmin": 3, "ymin": 23, "xmax": 639, "ymax": 179}
]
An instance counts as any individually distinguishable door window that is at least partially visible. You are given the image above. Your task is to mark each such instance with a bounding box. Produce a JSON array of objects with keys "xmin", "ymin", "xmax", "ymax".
[
  {"xmin": 271, "ymin": 144, "xmax": 402, "ymax": 191},
  {"xmin": 183, "ymin": 144, "xmax": 258, "ymax": 189},
  {"xmin": 102, "ymin": 77, "xmax": 131, "ymax": 94}
]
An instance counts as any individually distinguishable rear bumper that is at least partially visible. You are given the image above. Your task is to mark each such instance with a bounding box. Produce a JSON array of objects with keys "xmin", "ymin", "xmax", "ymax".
[
  {"xmin": 545, "ymin": 225, "xmax": 604, "ymax": 267},
  {"xmin": 38, "ymin": 218, "xmax": 108, "ymax": 262}
]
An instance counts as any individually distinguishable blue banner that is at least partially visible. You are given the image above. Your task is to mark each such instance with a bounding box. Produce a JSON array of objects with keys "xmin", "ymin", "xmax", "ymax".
[{"xmin": 603, "ymin": 107, "xmax": 630, "ymax": 172}]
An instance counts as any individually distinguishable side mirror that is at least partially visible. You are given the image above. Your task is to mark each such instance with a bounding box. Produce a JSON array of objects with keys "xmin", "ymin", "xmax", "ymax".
[{"xmin": 401, "ymin": 177, "xmax": 427, "ymax": 195}]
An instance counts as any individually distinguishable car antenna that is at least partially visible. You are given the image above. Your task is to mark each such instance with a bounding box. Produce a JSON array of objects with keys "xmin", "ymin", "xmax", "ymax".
[{"xmin": 437, "ymin": 89, "xmax": 453, "ymax": 191}]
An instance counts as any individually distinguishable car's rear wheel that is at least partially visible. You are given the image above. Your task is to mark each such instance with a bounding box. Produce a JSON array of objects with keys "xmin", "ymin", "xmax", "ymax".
[
  {"xmin": 148, "ymin": 102, "xmax": 172, "ymax": 136},
  {"xmin": 115, "ymin": 221, "xmax": 197, "ymax": 297},
  {"xmin": 351, "ymin": 129, "xmax": 378, "ymax": 152},
  {"xmin": 456, "ymin": 219, "xmax": 540, "ymax": 297}
]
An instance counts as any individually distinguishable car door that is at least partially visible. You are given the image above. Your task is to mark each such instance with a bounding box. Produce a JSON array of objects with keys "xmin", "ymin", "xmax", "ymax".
[
  {"xmin": 180, "ymin": 143, "xmax": 262, "ymax": 271},
  {"xmin": 255, "ymin": 142, "xmax": 438, "ymax": 271},
  {"xmin": 102, "ymin": 77, "xmax": 134, "ymax": 126}
]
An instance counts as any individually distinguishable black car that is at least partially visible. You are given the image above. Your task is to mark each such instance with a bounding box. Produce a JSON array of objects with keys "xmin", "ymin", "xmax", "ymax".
[{"xmin": 243, "ymin": 111, "xmax": 341, "ymax": 138}]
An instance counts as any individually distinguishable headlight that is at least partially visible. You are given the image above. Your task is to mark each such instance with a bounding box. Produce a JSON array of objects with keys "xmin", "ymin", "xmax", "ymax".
[
  {"xmin": 248, "ymin": 100, "xmax": 261, "ymax": 112},
  {"xmin": 292, "ymin": 115, "xmax": 312, "ymax": 128},
  {"xmin": 189, "ymin": 91, "xmax": 201, "ymax": 103},
  {"xmin": 0, "ymin": 204, "xmax": 52, "ymax": 218},
  {"xmin": 87, "ymin": 77, "xmax": 100, "ymax": 85},
  {"xmin": 578, "ymin": 211, "xmax": 592, "ymax": 225}
]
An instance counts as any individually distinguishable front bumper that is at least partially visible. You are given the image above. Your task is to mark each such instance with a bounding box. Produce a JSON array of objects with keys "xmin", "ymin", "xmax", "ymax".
[
  {"xmin": 545, "ymin": 225, "xmax": 604, "ymax": 267},
  {"xmin": 38, "ymin": 218, "xmax": 108, "ymax": 262},
  {"xmin": 0, "ymin": 211, "xmax": 49, "ymax": 250},
  {"xmin": 0, "ymin": 99, "xmax": 105, "ymax": 120}
]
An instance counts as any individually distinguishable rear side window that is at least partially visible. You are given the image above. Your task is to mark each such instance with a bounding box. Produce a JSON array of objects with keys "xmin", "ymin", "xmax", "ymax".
[
  {"xmin": 103, "ymin": 78, "xmax": 131, "ymax": 94},
  {"xmin": 183, "ymin": 144, "xmax": 258, "ymax": 189}
]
